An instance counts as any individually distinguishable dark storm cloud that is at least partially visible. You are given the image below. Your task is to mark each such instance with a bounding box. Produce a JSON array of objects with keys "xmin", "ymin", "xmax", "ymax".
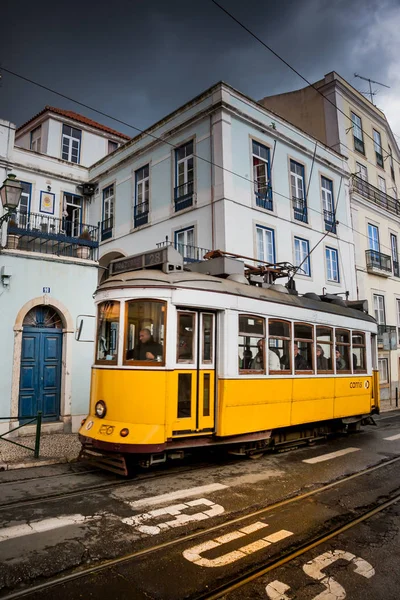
[{"xmin": 1, "ymin": 0, "xmax": 399, "ymax": 136}]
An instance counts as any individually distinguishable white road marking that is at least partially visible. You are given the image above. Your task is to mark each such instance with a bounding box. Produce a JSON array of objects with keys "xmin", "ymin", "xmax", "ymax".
[
  {"xmin": 122, "ymin": 498, "xmax": 224, "ymax": 535},
  {"xmin": 128, "ymin": 483, "xmax": 228, "ymax": 509},
  {"xmin": 266, "ymin": 550, "xmax": 374, "ymax": 600},
  {"xmin": 383, "ymin": 433, "xmax": 400, "ymax": 441},
  {"xmin": 183, "ymin": 522, "xmax": 293, "ymax": 567},
  {"xmin": 302, "ymin": 448, "xmax": 360, "ymax": 464},
  {"xmin": 0, "ymin": 514, "xmax": 87, "ymax": 542}
]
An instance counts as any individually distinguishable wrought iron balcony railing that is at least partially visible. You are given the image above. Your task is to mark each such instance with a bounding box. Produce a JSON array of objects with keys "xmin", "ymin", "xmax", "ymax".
[
  {"xmin": 255, "ymin": 188, "xmax": 273, "ymax": 211},
  {"xmin": 157, "ymin": 240, "xmax": 210, "ymax": 263},
  {"xmin": 174, "ymin": 181, "xmax": 194, "ymax": 212},
  {"xmin": 352, "ymin": 175, "xmax": 400, "ymax": 216},
  {"xmin": 365, "ymin": 249, "xmax": 392, "ymax": 274},
  {"xmin": 6, "ymin": 208, "xmax": 98, "ymax": 260},
  {"xmin": 101, "ymin": 217, "xmax": 113, "ymax": 241},
  {"xmin": 292, "ymin": 196, "xmax": 308, "ymax": 222},
  {"xmin": 134, "ymin": 201, "xmax": 149, "ymax": 228},
  {"xmin": 323, "ymin": 209, "xmax": 337, "ymax": 234}
]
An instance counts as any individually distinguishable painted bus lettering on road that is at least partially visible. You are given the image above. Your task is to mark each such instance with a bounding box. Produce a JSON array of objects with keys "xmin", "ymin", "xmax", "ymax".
[
  {"xmin": 122, "ymin": 498, "xmax": 224, "ymax": 535},
  {"xmin": 183, "ymin": 522, "xmax": 293, "ymax": 568},
  {"xmin": 266, "ymin": 550, "xmax": 375, "ymax": 600}
]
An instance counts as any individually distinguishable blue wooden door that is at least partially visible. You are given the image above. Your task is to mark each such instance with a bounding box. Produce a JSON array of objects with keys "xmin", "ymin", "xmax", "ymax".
[{"xmin": 19, "ymin": 327, "xmax": 62, "ymax": 420}]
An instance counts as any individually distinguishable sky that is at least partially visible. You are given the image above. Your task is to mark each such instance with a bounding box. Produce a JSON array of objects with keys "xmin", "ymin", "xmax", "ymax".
[{"xmin": 1, "ymin": 0, "xmax": 400, "ymax": 143}]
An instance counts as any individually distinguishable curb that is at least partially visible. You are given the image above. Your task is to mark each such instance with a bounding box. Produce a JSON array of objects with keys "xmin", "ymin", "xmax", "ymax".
[{"xmin": 0, "ymin": 457, "xmax": 73, "ymax": 471}]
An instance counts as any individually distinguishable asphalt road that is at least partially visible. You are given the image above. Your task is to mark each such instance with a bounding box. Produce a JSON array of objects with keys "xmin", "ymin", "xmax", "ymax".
[{"xmin": 1, "ymin": 411, "xmax": 400, "ymax": 599}]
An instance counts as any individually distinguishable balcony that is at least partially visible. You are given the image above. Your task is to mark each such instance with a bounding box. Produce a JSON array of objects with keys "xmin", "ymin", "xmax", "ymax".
[
  {"xmin": 6, "ymin": 209, "xmax": 98, "ymax": 260},
  {"xmin": 377, "ymin": 324, "xmax": 397, "ymax": 349},
  {"xmin": 255, "ymin": 189, "xmax": 273, "ymax": 211},
  {"xmin": 157, "ymin": 240, "xmax": 210, "ymax": 263},
  {"xmin": 292, "ymin": 197, "xmax": 308, "ymax": 222},
  {"xmin": 134, "ymin": 201, "xmax": 149, "ymax": 228},
  {"xmin": 365, "ymin": 249, "xmax": 392, "ymax": 277},
  {"xmin": 101, "ymin": 217, "xmax": 113, "ymax": 241},
  {"xmin": 352, "ymin": 175, "xmax": 400, "ymax": 216},
  {"xmin": 323, "ymin": 209, "xmax": 337, "ymax": 234},
  {"xmin": 174, "ymin": 181, "xmax": 194, "ymax": 212}
]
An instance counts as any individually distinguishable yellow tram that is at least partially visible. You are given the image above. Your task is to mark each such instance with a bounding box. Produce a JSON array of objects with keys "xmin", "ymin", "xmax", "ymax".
[{"xmin": 79, "ymin": 247, "xmax": 380, "ymax": 474}]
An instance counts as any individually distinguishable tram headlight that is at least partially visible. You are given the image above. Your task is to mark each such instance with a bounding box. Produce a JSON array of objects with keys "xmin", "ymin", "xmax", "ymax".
[{"xmin": 95, "ymin": 401, "xmax": 107, "ymax": 418}]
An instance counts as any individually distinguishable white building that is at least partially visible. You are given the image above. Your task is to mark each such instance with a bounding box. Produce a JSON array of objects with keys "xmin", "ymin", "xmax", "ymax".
[
  {"xmin": 0, "ymin": 110, "xmax": 129, "ymax": 435},
  {"xmin": 87, "ymin": 82, "xmax": 355, "ymax": 301}
]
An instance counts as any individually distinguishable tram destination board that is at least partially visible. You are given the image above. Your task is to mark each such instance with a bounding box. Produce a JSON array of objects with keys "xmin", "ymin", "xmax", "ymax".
[{"xmin": 110, "ymin": 249, "xmax": 167, "ymax": 275}]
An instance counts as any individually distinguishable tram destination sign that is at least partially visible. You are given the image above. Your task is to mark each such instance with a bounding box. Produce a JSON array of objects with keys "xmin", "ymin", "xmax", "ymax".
[{"xmin": 110, "ymin": 249, "xmax": 167, "ymax": 275}]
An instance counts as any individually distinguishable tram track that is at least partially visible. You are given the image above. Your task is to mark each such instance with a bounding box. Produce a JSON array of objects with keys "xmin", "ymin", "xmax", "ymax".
[{"xmin": 2, "ymin": 454, "xmax": 400, "ymax": 599}]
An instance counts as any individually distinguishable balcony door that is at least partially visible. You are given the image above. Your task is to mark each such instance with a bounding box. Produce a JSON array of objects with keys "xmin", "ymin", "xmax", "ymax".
[{"xmin": 63, "ymin": 193, "xmax": 82, "ymax": 237}]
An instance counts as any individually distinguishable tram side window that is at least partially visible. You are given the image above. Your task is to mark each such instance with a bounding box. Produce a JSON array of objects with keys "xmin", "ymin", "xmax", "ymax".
[
  {"xmin": 238, "ymin": 315, "xmax": 265, "ymax": 373},
  {"xmin": 125, "ymin": 300, "xmax": 166, "ymax": 363},
  {"xmin": 316, "ymin": 326, "xmax": 333, "ymax": 373},
  {"xmin": 294, "ymin": 323, "xmax": 314, "ymax": 372},
  {"xmin": 335, "ymin": 329, "xmax": 351, "ymax": 372},
  {"xmin": 269, "ymin": 320, "xmax": 291, "ymax": 373},
  {"xmin": 177, "ymin": 312, "xmax": 195, "ymax": 363},
  {"xmin": 352, "ymin": 332, "xmax": 367, "ymax": 373},
  {"xmin": 96, "ymin": 301, "xmax": 120, "ymax": 364}
]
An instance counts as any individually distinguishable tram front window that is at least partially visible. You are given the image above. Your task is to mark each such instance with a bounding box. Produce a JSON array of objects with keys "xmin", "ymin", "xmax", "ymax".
[
  {"xmin": 96, "ymin": 301, "xmax": 120, "ymax": 364},
  {"xmin": 125, "ymin": 300, "xmax": 166, "ymax": 363}
]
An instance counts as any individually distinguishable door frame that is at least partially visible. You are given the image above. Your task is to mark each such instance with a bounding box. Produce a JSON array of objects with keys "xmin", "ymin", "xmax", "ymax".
[{"xmin": 173, "ymin": 308, "xmax": 217, "ymax": 436}]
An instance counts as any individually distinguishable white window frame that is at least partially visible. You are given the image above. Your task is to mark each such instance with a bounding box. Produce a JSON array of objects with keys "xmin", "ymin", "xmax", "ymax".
[
  {"xmin": 373, "ymin": 294, "xmax": 385, "ymax": 325},
  {"xmin": 351, "ymin": 112, "xmax": 363, "ymax": 144},
  {"xmin": 373, "ymin": 129, "xmax": 382, "ymax": 155},
  {"xmin": 175, "ymin": 226, "xmax": 195, "ymax": 260},
  {"xmin": 326, "ymin": 247, "xmax": 339, "ymax": 282},
  {"xmin": 356, "ymin": 162, "xmax": 368, "ymax": 181},
  {"xmin": 368, "ymin": 224, "xmax": 380, "ymax": 252},
  {"xmin": 61, "ymin": 124, "xmax": 81, "ymax": 164},
  {"xmin": 256, "ymin": 225, "xmax": 275, "ymax": 264},
  {"xmin": 135, "ymin": 165, "xmax": 149, "ymax": 213},
  {"xmin": 294, "ymin": 236, "xmax": 310, "ymax": 276},
  {"xmin": 397, "ymin": 298, "xmax": 400, "ymax": 345},
  {"xmin": 252, "ymin": 141, "xmax": 271, "ymax": 201},
  {"xmin": 321, "ymin": 177, "xmax": 334, "ymax": 213},
  {"xmin": 103, "ymin": 185, "xmax": 114, "ymax": 226},
  {"xmin": 176, "ymin": 142, "xmax": 194, "ymax": 189},
  {"xmin": 378, "ymin": 358, "xmax": 388, "ymax": 383},
  {"xmin": 30, "ymin": 126, "xmax": 42, "ymax": 153},
  {"xmin": 108, "ymin": 140, "xmax": 119, "ymax": 154},
  {"xmin": 378, "ymin": 176, "xmax": 386, "ymax": 194},
  {"xmin": 391, "ymin": 233, "xmax": 398, "ymax": 264}
]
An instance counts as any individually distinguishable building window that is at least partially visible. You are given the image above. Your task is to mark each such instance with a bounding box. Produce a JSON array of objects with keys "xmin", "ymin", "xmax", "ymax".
[
  {"xmin": 294, "ymin": 236, "xmax": 310, "ymax": 276},
  {"xmin": 12, "ymin": 181, "xmax": 31, "ymax": 227},
  {"xmin": 175, "ymin": 141, "xmax": 194, "ymax": 211},
  {"xmin": 102, "ymin": 185, "xmax": 114, "ymax": 241},
  {"xmin": 391, "ymin": 234, "xmax": 399, "ymax": 277},
  {"xmin": 134, "ymin": 165, "xmax": 149, "ymax": 227},
  {"xmin": 63, "ymin": 193, "xmax": 83, "ymax": 237},
  {"xmin": 389, "ymin": 145, "xmax": 395, "ymax": 181},
  {"xmin": 378, "ymin": 176, "xmax": 387, "ymax": 195},
  {"xmin": 373, "ymin": 294, "xmax": 386, "ymax": 325},
  {"xmin": 378, "ymin": 358, "xmax": 388, "ymax": 383},
  {"xmin": 61, "ymin": 124, "xmax": 81, "ymax": 163},
  {"xmin": 326, "ymin": 247, "xmax": 339, "ymax": 282},
  {"xmin": 373, "ymin": 129, "xmax": 384, "ymax": 168},
  {"xmin": 397, "ymin": 299, "xmax": 400, "ymax": 344},
  {"xmin": 351, "ymin": 112, "xmax": 364, "ymax": 154},
  {"xmin": 175, "ymin": 226, "xmax": 195, "ymax": 262},
  {"xmin": 367, "ymin": 224, "xmax": 380, "ymax": 251},
  {"xmin": 321, "ymin": 176, "xmax": 336, "ymax": 233},
  {"xmin": 290, "ymin": 160, "xmax": 307, "ymax": 222},
  {"xmin": 356, "ymin": 162, "xmax": 368, "ymax": 181},
  {"xmin": 30, "ymin": 126, "xmax": 42, "ymax": 153},
  {"xmin": 108, "ymin": 140, "xmax": 119, "ymax": 154},
  {"xmin": 256, "ymin": 225, "xmax": 275, "ymax": 264},
  {"xmin": 253, "ymin": 141, "xmax": 272, "ymax": 210}
]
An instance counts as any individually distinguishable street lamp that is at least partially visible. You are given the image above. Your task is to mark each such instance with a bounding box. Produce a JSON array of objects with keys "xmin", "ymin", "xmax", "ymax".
[{"xmin": 0, "ymin": 174, "xmax": 23, "ymax": 227}]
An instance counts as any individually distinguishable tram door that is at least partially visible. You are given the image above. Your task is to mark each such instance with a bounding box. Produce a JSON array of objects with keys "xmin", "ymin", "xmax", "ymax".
[{"xmin": 173, "ymin": 311, "xmax": 215, "ymax": 436}]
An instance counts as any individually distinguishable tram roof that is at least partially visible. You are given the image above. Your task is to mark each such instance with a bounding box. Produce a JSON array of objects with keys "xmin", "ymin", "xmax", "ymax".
[{"xmin": 98, "ymin": 269, "xmax": 376, "ymax": 325}]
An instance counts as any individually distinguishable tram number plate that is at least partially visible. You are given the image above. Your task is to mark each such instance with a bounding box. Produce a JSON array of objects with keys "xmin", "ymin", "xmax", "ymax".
[{"xmin": 99, "ymin": 424, "xmax": 115, "ymax": 435}]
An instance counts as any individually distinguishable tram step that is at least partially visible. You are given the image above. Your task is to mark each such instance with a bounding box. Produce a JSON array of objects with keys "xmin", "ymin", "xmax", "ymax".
[{"xmin": 78, "ymin": 447, "xmax": 128, "ymax": 477}]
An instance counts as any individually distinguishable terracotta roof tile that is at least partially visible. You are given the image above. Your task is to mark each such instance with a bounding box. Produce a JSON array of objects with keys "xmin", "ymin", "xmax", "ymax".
[{"xmin": 16, "ymin": 105, "xmax": 130, "ymax": 140}]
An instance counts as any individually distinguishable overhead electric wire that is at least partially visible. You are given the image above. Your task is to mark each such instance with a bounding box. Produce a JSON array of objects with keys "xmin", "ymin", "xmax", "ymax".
[
  {"xmin": 0, "ymin": 66, "xmax": 397, "ymax": 257},
  {"xmin": 210, "ymin": 0, "xmax": 400, "ymax": 169}
]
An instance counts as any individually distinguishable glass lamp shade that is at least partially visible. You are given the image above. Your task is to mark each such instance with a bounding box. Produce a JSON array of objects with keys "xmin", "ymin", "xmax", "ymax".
[{"xmin": 0, "ymin": 174, "xmax": 23, "ymax": 211}]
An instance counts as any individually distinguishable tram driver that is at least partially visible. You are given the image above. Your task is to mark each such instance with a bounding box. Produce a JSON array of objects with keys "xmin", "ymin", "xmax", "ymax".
[{"xmin": 131, "ymin": 328, "xmax": 163, "ymax": 361}]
